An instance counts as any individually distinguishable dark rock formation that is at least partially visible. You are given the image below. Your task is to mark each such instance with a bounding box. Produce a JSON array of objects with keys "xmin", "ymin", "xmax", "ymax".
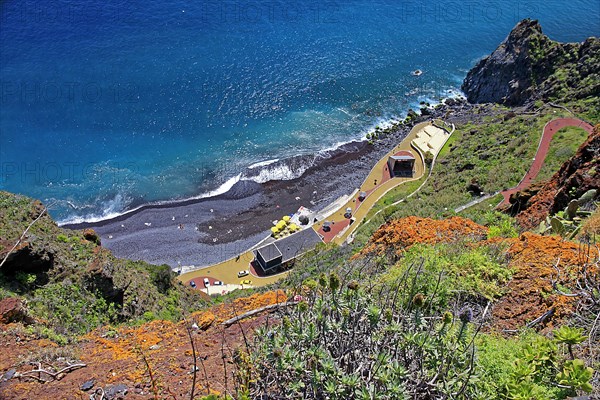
[
  {"xmin": 0, "ymin": 297, "xmax": 32, "ymax": 324},
  {"xmin": 0, "ymin": 241, "xmax": 54, "ymax": 277},
  {"xmin": 82, "ymin": 228, "xmax": 101, "ymax": 245},
  {"xmin": 462, "ymin": 19, "xmax": 600, "ymax": 106},
  {"xmin": 514, "ymin": 124, "xmax": 600, "ymax": 230},
  {"xmin": 467, "ymin": 180, "xmax": 485, "ymax": 197},
  {"xmin": 499, "ymin": 181, "xmax": 545, "ymax": 216}
]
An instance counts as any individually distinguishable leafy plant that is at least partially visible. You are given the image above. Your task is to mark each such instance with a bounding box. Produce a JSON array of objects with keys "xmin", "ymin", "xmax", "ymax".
[
  {"xmin": 557, "ymin": 359, "xmax": 594, "ymax": 394},
  {"xmin": 236, "ymin": 266, "xmax": 480, "ymax": 399},
  {"xmin": 554, "ymin": 326, "xmax": 587, "ymax": 359}
]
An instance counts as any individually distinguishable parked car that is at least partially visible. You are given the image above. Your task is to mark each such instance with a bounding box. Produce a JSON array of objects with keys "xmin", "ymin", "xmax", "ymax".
[
  {"xmin": 203, "ymin": 278, "xmax": 210, "ymax": 287},
  {"xmin": 189, "ymin": 281, "xmax": 197, "ymax": 288},
  {"xmin": 240, "ymin": 279, "xmax": 252, "ymax": 285},
  {"xmin": 213, "ymin": 280, "xmax": 223, "ymax": 285},
  {"xmin": 237, "ymin": 270, "xmax": 249, "ymax": 278}
]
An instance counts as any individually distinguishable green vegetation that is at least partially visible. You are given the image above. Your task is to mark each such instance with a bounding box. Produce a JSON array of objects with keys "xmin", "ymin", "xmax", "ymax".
[
  {"xmin": 0, "ymin": 191, "xmax": 207, "ymax": 342},
  {"xmin": 239, "ymin": 272, "xmax": 478, "ymax": 399},
  {"xmin": 382, "ymin": 241, "xmax": 512, "ymax": 303},
  {"xmin": 536, "ymin": 126, "xmax": 589, "ymax": 183},
  {"xmin": 483, "ymin": 210, "xmax": 520, "ymax": 238},
  {"xmin": 238, "ymin": 268, "xmax": 593, "ymax": 399}
]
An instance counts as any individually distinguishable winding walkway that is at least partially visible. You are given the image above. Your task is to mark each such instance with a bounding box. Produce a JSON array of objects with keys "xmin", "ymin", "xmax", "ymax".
[
  {"xmin": 314, "ymin": 121, "xmax": 453, "ymax": 245},
  {"xmin": 498, "ymin": 117, "xmax": 594, "ymax": 207}
]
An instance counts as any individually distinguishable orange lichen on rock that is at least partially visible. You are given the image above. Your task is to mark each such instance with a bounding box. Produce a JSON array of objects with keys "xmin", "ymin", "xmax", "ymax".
[
  {"xmin": 358, "ymin": 216, "xmax": 596, "ymax": 332},
  {"xmin": 86, "ymin": 320, "xmax": 178, "ymax": 363},
  {"xmin": 193, "ymin": 310, "xmax": 216, "ymax": 330},
  {"xmin": 359, "ymin": 216, "xmax": 488, "ymax": 257},
  {"xmin": 206, "ymin": 290, "xmax": 288, "ymax": 324},
  {"xmin": 492, "ymin": 232, "xmax": 597, "ymax": 331}
]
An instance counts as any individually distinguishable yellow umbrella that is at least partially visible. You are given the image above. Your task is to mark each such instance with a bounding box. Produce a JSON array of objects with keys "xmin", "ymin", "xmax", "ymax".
[
  {"xmin": 289, "ymin": 224, "xmax": 298, "ymax": 232},
  {"xmin": 271, "ymin": 226, "xmax": 279, "ymax": 234},
  {"xmin": 276, "ymin": 221, "xmax": 287, "ymax": 229},
  {"xmin": 282, "ymin": 215, "xmax": 291, "ymax": 222}
]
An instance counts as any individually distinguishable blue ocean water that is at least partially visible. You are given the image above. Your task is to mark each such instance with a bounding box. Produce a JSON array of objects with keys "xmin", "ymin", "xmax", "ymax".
[{"xmin": 1, "ymin": 0, "xmax": 599, "ymax": 223}]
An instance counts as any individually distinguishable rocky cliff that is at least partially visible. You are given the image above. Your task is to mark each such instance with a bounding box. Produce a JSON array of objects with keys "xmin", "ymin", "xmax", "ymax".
[
  {"xmin": 0, "ymin": 192, "xmax": 206, "ymax": 336},
  {"xmin": 462, "ymin": 19, "xmax": 600, "ymax": 106}
]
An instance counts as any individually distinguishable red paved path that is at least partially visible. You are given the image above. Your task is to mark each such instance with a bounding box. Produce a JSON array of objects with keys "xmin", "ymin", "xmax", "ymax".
[
  {"xmin": 499, "ymin": 118, "xmax": 594, "ymax": 206},
  {"xmin": 318, "ymin": 152, "xmax": 401, "ymax": 242}
]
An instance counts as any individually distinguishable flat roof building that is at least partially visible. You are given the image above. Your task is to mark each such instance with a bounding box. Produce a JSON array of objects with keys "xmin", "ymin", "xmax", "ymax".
[
  {"xmin": 253, "ymin": 228, "xmax": 323, "ymax": 274},
  {"xmin": 254, "ymin": 243, "xmax": 283, "ymax": 272},
  {"xmin": 388, "ymin": 151, "xmax": 415, "ymax": 178}
]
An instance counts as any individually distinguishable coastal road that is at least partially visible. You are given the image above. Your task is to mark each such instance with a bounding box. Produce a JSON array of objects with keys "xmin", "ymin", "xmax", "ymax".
[{"xmin": 499, "ymin": 117, "xmax": 594, "ymax": 207}]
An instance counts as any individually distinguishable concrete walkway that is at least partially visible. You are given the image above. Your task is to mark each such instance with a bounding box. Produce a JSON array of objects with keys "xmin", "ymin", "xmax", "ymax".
[
  {"xmin": 314, "ymin": 120, "xmax": 453, "ymax": 244},
  {"xmin": 178, "ymin": 120, "xmax": 453, "ymax": 289},
  {"xmin": 454, "ymin": 192, "xmax": 501, "ymax": 213}
]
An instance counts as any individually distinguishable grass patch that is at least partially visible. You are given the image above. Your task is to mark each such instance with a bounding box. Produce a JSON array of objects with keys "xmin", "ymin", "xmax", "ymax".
[
  {"xmin": 535, "ymin": 126, "xmax": 589, "ymax": 183},
  {"xmin": 364, "ymin": 177, "xmax": 425, "ymax": 221},
  {"xmin": 382, "ymin": 241, "xmax": 512, "ymax": 305}
]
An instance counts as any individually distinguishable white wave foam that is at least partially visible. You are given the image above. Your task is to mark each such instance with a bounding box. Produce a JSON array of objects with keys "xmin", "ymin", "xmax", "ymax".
[
  {"xmin": 58, "ymin": 193, "xmax": 135, "ymax": 225},
  {"xmin": 191, "ymin": 174, "xmax": 242, "ymax": 199},
  {"xmin": 247, "ymin": 158, "xmax": 280, "ymax": 169},
  {"xmin": 318, "ymin": 137, "xmax": 364, "ymax": 154},
  {"xmin": 242, "ymin": 162, "xmax": 310, "ymax": 183},
  {"xmin": 57, "ymin": 175, "xmax": 243, "ymax": 226}
]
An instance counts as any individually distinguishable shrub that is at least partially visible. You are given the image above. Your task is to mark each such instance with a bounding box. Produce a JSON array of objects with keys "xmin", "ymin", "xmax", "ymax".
[
  {"xmin": 487, "ymin": 214, "xmax": 520, "ymax": 238},
  {"xmin": 236, "ymin": 277, "xmax": 480, "ymax": 399},
  {"xmin": 30, "ymin": 282, "xmax": 119, "ymax": 337},
  {"xmin": 382, "ymin": 241, "xmax": 512, "ymax": 307}
]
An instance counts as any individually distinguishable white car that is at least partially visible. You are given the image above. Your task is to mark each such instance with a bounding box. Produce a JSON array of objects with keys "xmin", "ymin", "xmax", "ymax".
[
  {"xmin": 213, "ymin": 280, "xmax": 223, "ymax": 286},
  {"xmin": 237, "ymin": 270, "xmax": 249, "ymax": 278},
  {"xmin": 203, "ymin": 278, "xmax": 210, "ymax": 287}
]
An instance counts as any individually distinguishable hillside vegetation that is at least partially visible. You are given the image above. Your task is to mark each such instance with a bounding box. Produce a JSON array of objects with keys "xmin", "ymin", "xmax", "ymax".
[{"xmin": 0, "ymin": 192, "xmax": 207, "ymax": 343}]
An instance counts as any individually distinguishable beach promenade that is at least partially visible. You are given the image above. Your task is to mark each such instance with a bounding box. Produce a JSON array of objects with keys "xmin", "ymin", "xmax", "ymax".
[
  {"xmin": 313, "ymin": 122, "xmax": 432, "ymax": 244},
  {"xmin": 178, "ymin": 120, "xmax": 452, "ymax": 290}
]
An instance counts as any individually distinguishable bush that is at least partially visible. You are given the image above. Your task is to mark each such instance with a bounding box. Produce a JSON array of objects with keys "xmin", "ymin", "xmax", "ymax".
[
  {"xmin": 30, "ymin": 282, "xmax": 119, "ymax": 337},
  {"xmin": 383, "ymin": 241, "xmax": 512, "ymax": 307},
  {"xmin": 236, "ymin": 278, "xmax": 479, "ymax": 399},
  {"xmin": 485, "ymin": 211, "xmax": 520, "ymax": 238}
]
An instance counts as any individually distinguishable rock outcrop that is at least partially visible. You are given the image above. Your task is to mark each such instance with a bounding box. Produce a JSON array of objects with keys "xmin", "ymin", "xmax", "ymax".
[
  {"xmin": 462, "ymin": 19, "xmax": 600, "ymax": 106},
  {"xmin": 0, "ymin": 297, "xmax": 32, "ymax": 324}
]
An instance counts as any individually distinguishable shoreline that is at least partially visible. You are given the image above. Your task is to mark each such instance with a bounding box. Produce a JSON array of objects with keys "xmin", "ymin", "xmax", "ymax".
[{"xmin": 64, "ymin": 98, "xmax": 475, "ymax": 268}]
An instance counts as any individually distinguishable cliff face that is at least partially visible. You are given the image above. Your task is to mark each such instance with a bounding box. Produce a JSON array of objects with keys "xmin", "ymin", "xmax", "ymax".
[
  {"xmin": 0, "ymin": 192, "xmax": 206, "ymax": 334},
  {"xmin": 462, "ymin": 19, "xmax": 600, "ymax": 106}
]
